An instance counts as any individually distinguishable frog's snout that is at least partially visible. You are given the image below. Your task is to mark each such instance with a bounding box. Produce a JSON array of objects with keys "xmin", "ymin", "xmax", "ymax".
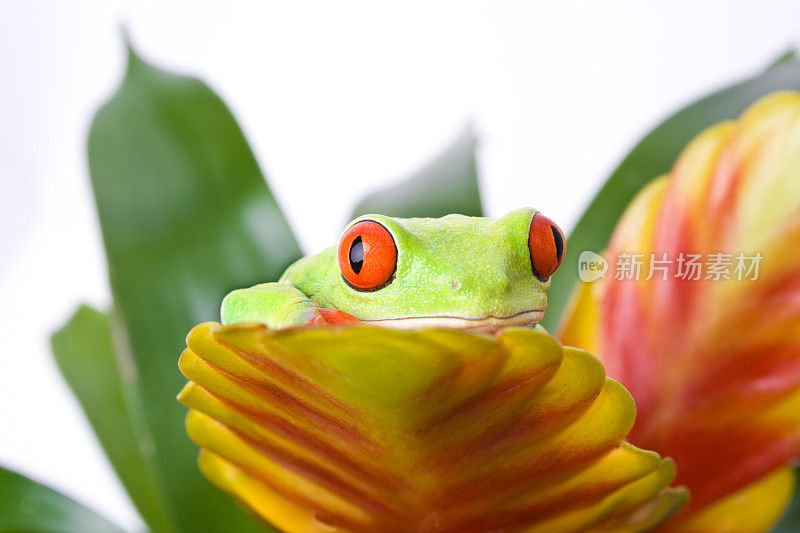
[{"xmin": 529, "ymin": 213, "xmax": 566, "ymax": 281}]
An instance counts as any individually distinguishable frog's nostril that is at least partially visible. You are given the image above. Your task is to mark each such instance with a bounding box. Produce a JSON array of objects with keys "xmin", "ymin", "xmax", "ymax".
[
  {"xmin": 528, "ymin": 213, "xmax": 566, "ymax": 281},
  {"xmin": 450, "ymin": 280, "xmax": 462, "ymax": 291}
]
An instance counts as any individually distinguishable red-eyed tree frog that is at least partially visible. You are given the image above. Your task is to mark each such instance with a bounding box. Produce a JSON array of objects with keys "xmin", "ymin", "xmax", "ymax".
[{"xmin": 221, "ymin": 208, "xmax": 565, "ymax": 333}]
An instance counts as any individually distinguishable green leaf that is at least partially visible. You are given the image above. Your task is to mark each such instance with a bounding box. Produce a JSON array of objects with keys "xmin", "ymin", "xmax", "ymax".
[
  {"xmin": 0, "ymin": 465, "xmax": 124, "ymax": 533},
  {"xmin": 52, "ymin": 305, "xmax": 177, "ymax": 533},
  {"xmin": 542, "ymin": 52, "xmax": 800, "ymax": 331},
  {"xmin": 84, "ymin": 43, "xmax": 301, "ymax": 531},
  {"xmin": 349, "ymin": 126, "xmax": 483, "ymax": 220}
]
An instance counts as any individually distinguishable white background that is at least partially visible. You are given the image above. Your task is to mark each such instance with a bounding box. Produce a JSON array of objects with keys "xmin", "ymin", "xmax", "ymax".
[{"xmin": 2, "ymin": 1, "xmax": 800, "ymax": 529}]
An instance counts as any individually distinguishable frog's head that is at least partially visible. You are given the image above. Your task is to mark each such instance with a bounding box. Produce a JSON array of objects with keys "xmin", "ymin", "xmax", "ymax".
[{"xmin": 283, "ymin": 208, "xmax": 565, "ymax": 333}]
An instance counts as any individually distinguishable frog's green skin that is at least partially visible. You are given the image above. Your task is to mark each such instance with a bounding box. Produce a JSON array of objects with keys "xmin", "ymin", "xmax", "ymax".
[{"xmin": 221, "ymin": 208, "xmax": 552, "ymax": 332}]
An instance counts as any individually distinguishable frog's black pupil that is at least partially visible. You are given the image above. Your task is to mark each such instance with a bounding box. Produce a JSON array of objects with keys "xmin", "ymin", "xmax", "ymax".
[
  {"xmin": 349, "ymin": 236, "xmax": 364, "ymax": 275},
  {"xmin": 551, "ymin": 225, "xmax": 564, "ymax": 261}
]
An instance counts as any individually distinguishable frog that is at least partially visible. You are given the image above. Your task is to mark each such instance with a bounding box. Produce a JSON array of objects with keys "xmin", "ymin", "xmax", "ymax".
[{"xmin": 221, "ymin": 208, "xmax": 565, "ymax": 334}]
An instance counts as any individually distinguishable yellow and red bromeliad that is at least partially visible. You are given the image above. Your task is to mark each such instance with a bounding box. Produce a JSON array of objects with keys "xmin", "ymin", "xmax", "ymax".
[
  {"xmin": 178, "ymin": 323, "xmax": 686, "ymax": 532},
  {"xmin": 560, "ymin": 91, "xmax": 800, "ymax": 532}
]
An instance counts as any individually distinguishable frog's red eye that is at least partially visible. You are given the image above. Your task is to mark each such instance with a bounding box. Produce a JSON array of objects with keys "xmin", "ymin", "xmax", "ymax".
[
  {"xmin": 338, "ymin": 220, "xmax": 397, "ymax": 291},
  {"xmin": 529, "ymin": 213, "xmax": 565, "ymax": 281}
]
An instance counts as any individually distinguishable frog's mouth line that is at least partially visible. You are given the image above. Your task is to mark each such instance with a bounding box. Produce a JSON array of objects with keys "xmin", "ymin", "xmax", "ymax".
[{"xmin": 361, "ymin": 309, "xmax": 545, "ymax": 333}]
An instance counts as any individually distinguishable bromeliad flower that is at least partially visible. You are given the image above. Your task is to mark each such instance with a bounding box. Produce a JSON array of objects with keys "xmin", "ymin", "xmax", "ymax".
[
  {"xmin": 178, "ymin": 322, "xmax": 686, "ymax": 532},
  {"xmin": 559, "ymin": 91, "xmax": 800, "ymax": 531}
]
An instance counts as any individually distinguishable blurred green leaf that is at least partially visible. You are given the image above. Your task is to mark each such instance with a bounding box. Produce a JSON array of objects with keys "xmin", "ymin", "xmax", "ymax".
[
  {"xmin": 82, "ymin": 43, "xmax": 302, "ymax": 531},
  {"xmin": 52, "ymin": 305, "xmax": 176, "ymax": 532},
  {"xmin": 0, "ymin": 465, "xmax": 124, "ymax": 533},
  {"xmin": 349, "ymin": 126, "xmax": 483, "ymax": 220},
  {"xmin": 542, "ymin": 51, "xmax": 800, "ymax": 331}
]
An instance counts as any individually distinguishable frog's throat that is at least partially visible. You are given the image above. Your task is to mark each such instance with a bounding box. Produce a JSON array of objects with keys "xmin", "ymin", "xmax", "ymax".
[{"xmin": 360, "ymin": 309, "xmax": 544, "ymax": 333}]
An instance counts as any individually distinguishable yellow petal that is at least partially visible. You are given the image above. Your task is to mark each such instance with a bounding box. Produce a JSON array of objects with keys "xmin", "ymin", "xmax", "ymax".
[
  {"xmin": 558, "ymin": 273, "xmax": 602, "ymax": 355},
  {"xmin": 666, "ymin": 467, "xmax": 794, "ymax": 533},
  {"xmin": 179, "ymin": 322, "xmax": 686, "ymax": 532}
]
